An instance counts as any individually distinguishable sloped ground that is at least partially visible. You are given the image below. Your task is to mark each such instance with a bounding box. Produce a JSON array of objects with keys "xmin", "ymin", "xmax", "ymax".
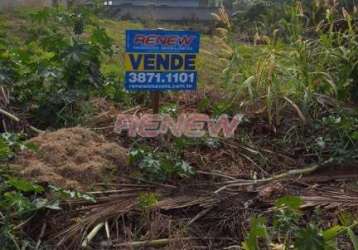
[
  {"xmin": 15, "ymin": 127, "xmax": 129, "ymax": 190},
  {"xmin": 7, "ymin": 90, "xmax": 356, "ymax": 249}
]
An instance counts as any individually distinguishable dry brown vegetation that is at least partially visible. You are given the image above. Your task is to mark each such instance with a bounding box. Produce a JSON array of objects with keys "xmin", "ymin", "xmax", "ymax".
[{"xmin": 15, "ymin": 127, "xmax": 128, "ymax": 190}]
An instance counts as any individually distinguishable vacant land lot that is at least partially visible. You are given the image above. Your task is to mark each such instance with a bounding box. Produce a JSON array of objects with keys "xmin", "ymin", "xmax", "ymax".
[{"xmin": 0, "ymin": 2, "xmax": 357, "ymax": 249}]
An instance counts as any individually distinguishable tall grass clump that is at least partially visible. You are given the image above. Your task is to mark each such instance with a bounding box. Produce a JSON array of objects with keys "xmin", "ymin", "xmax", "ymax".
[{"xmin": 213, "ymin": 1, "xmax": 358, "ymax": 125}]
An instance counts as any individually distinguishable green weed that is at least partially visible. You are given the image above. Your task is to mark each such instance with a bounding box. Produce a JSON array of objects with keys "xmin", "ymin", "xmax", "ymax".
[
  {"xmin": 243, "ymin": 196, "xmax": 358, "ymax": 250},
  {"xmin": 129, "ymin": 147, "xmax": 195, "ymax": 182}
]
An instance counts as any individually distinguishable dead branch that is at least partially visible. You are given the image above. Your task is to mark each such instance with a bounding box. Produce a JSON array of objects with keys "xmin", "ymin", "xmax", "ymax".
[
  {"xmin": 107, "ymin": 237, "xmax": 233, "ymax": 248},
  {"xmin": 35, "ymin": 223, "xmax": 47, "ymax": 250},
  {"xmin": 196, "ymin": 170, "xmax": 238, "ymax": 180},
  {"xmin": 81, "ymin": 223, "xmax": 105, "ymax": 248},
  {"xmin": 112, "ymin": 238, "xmax": 191, "ymax": 248},
  {"xmin": 215, "ymin": 164, "xmax": 320, "ymax": 193},
  {"xmin": 284, "ymin": 96, "xmax": 307, "ymax": 125},
  {"xmin": 0, "ymin": 107, "xmax": 43, "ymax": 134},
  {"xmin": 188, "ymin": 207, "xmax": 213, "ymax": 226}
]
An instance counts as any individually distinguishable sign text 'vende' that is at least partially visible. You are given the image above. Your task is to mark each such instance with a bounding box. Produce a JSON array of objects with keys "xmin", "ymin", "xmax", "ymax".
[{"xmin": 125, "ymin": 30, "xmax": 200, "ymax": 91}]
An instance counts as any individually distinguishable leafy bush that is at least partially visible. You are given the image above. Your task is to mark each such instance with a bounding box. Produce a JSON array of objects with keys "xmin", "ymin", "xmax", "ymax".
[
  {"xmin": 0, "ymin": 133, "xmax": 37, "ymax": 161},
  {"xmin": 0, "ymin": 133, "xmax": 52, "ymax": 249},
  {"xmin": 0, "ymin": 6, "xmax": 114, "ymax": 128},
  {"xmin": 129, "ymin": 148, "xmax": 195, "ymax": 182},
  {"xmin": 308, "ymin": 110, "xmax": 358, "ymax": 164},
  {"xmin": 0, "ymin": 132, "xmax": 97, "ymax": 249}
]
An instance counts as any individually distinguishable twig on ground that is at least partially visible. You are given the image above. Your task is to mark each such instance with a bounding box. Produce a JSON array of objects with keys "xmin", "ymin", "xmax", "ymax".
[
  {"xmin": 0, "ymin": 107, "xmax": 43, "ymax": 134},
  {"xmin": 196, "ymin": 170, "xmax": 238, "ymax": 180},
  {"xmin": 14, "ymin": 214, "xmax": 36, "ymax": 230},
  {"xmin": 105, "ymin": 221, "xmax": 111, "ymax": 240},
  {"xmin": 88, "ymin": 188, "xmax": 149, "ymax": 195},
  {"xmin": 0, "ymin": 87, "xmax": 10, "ymax": 105},
  {"xmin": 284, "ymin": 96, "xmax": 307, "ymax": 125},
  {"xmin": 105, "ymin": 237, "xmax": 233, "ymax": 248},
  {"xmin": 224, "ymin": 245, "xmax": 241, "ymax": 250},
  {"xmin": 91, "ymin": 125, "xmax": 114, "ymax": 130},
  {"xmin": 81, "ymin": 223, "xmax": 105, "ymax": 248},
  {"xmin": 111, "ymin": 238, "xmax": 191, "ymax": 248},
  {"xmin": 35, "ymin": 223, "xmax": 47, "ymax": 250},
  {"xmin": 122, "ymin": 105, "xmax": 141, "ymax": 114},
  {"xmin": 188, "ymin": 207, "xmax": 214, "ymax": 226},
  {"xmin": 128, "ymin": 176, "xmax": 177, "ymax": 189},
  {"xmin": 215, "ymin": 164, "xmax": 320, "ymax": 194}
]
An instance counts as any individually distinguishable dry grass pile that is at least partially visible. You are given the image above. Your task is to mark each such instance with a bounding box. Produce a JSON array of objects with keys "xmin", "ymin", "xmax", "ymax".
[{"xmin": 16, "ymin": 127, "xmax": 128, "ymax": 190}]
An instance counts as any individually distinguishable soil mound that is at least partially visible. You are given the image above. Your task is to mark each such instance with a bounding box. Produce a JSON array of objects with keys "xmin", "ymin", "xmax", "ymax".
[{"xmin": 16, "ymin": 127, "xmax": 128, "ymax": 190}]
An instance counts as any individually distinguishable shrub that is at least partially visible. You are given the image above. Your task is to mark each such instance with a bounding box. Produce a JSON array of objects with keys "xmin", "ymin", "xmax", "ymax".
[{"xmin": 0, "ymin": 6, "xmax": 114, "ymax": 128}]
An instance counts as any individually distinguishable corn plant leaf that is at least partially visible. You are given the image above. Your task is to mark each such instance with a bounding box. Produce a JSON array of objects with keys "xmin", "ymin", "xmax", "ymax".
[
  {"xmin": 294, "ymin": 224, "xmax": 326, "ymax": 250},
  {"xmin": 347, "ymin": 228, "xmax": 358, "ymax": 250},
  {"xmin": 323, "ymin": 225, "xmax": 345, "ymax": 241}
]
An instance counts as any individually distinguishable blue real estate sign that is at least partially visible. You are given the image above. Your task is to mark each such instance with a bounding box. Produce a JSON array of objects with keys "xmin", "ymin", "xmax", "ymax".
[{"xmin": 124, "ymin": 30, "xmax": 200, "ymax": 91}]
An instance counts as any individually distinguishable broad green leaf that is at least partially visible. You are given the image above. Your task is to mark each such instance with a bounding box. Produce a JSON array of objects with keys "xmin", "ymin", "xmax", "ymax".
[
  {"xmin": 34, "ymin": 198, "xmax": 61, "ymax": 210},
  {"xmin": 275, "ymin": 196, "xmax": 303, "ymax": 210},
  {"xmin": 49, "ymin": 185, "xmax": 96, "ymax": 203},
  {"xmin": 7, "ymin": 178, "xmax": 44, "ymax": 193},
  {"xmin": 175, "ymin": 161, "xmax": 195, "ymax": 177},
  {"xmin": 3, "ymin": 192, "xmax": 34, "ymax": 213}
]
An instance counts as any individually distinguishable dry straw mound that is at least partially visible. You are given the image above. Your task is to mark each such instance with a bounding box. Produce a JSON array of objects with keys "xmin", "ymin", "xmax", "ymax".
[{"xmin": 16, "ymin": 127, "xmax": 128, "ymax": 190}]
